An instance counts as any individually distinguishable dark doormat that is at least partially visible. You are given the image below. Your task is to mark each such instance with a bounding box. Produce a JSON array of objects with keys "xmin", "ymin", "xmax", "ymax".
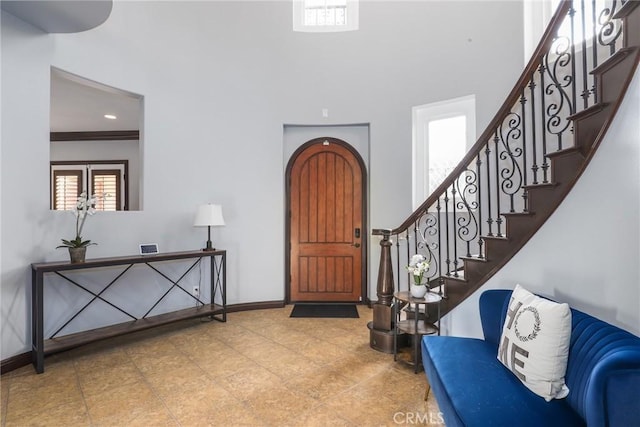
[{"xmin": 290, "ymin": 304, "xmax": 359, "ymax": 318}]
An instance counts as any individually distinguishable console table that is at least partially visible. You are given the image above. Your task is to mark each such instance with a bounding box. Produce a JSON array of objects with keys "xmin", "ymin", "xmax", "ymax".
[{"xmin": 30, "ymin": 249, "xmax": 226, "ymax": 373}]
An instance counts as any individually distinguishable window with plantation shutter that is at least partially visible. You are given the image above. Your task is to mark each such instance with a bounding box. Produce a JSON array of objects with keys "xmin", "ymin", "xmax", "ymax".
[
  {"xmin": 92, "ymin": 170, "xmax": 120, "ymax": 211},
  {"xmin": 51, "ymin": 161, "xmax": 128, "ymax": 211},
  {"xmin": 53, "ymin": 170, "xmax": 83, "ymax": 210}
]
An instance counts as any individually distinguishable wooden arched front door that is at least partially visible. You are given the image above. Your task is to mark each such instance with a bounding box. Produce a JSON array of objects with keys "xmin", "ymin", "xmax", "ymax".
[{"xmin": 287, "ymin": 138, "xmax": 365, "ymax": 302}]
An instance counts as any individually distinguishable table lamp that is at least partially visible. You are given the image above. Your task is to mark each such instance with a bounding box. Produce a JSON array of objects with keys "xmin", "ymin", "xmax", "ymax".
[{"xmin": 194, "ymin": 203, "xmax": 225, "ymax": 251}]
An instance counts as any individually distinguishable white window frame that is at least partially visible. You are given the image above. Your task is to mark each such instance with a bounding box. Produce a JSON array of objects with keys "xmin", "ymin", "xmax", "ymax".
[
  {"xmin": 412, "ymin": 95, "xmax": 476, "ymax": 210},
  {"xmin": 293, "ymin": 0, "xmax": 359, "ymax": 33}
]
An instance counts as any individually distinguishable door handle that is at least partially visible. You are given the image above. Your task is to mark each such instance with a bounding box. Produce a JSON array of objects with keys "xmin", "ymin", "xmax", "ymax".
[{"xmin": 352, "ymin": 242, "xmax": 361, "ymax": 248}]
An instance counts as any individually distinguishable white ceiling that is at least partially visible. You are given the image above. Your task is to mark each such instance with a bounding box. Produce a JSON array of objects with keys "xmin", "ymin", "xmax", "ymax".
[
  {"xmin": 1, "ymin": 0, "xmax": 112, "ymax": 33},
  {"xmin": 50, "ymin": 70, "xmax": 141, "ymax": 132},
  {"xmin": 0, "ymin": 1, "xmax": 138, "ymax": 133}
]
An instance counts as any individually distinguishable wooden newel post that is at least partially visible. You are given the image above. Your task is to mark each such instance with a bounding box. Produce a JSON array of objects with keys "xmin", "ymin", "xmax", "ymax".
[
  {"xmin": 367, "ymin": 229, "xmax": 396, "ymax": 353},
  {"xmin": 376, "ymin": 231, "xmax": 394, "ymax": 305}
]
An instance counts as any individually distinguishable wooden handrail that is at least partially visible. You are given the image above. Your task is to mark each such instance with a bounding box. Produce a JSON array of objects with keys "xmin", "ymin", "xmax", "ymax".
[{"xmin": 392, "ymin": 0, "xmax": 573, "ymax": 235}]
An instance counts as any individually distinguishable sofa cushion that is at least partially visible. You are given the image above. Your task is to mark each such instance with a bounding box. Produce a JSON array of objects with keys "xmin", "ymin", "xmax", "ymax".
[
  {"xmin": 497, "ymin": 284, "xmax": 571, "ymax": 401},
  {"xmin": 422, "ymin": 336, "xmax": 584, "ymax": 427}
]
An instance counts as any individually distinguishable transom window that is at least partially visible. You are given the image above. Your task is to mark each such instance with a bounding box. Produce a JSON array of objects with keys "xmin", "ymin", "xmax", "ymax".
[{"xmin": 293, "ymin": 0, "xmax": 359, "ymax": 32}]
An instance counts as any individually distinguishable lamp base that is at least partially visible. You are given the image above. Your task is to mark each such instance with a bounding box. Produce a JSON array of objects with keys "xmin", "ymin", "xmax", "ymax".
[{"xmin": 202, "ymin": 240, "xmax": 215, "ymax": 251}]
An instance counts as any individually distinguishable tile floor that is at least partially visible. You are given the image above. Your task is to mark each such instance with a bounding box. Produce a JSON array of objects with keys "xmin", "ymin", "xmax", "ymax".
[{"xmin": 1, "ymin": 305, "xmax": 442, "ymax": 426}]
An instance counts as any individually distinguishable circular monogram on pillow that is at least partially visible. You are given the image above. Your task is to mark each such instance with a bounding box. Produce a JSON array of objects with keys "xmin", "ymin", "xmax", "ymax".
[{"xmin": 514, "ymin": 306, "xmax": 541, "ymax": 342}]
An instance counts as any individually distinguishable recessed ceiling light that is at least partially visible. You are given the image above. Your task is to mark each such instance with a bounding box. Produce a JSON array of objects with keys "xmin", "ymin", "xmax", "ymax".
[{"xmin": 104, "ymin": 114, "xmax": 117, "ymax": 120}]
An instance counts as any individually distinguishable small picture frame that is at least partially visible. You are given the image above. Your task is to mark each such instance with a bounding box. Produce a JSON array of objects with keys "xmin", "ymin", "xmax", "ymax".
[{"xmin": 139, "ymin": 243, "xmax": 159, "ymax": 255}]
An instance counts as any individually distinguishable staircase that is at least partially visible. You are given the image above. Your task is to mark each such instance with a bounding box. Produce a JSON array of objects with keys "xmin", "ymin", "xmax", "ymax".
[{"xmin": 370, "ymin": 0, "xmax": 640, "ymax": 341}]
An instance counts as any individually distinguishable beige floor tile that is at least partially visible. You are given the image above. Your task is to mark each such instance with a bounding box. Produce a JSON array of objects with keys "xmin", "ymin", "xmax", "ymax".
[
  {"xmin": 168, "ymin": 394, "xmax": 259, "ymax": 426},
  {"xmin": 144, "ymin": 363, "xmax": 211, "ymax": 399},
  {"xmin": 217, "ymin": 366, "xmax": 284, "ymax": 401},
  {"xmin": 73, "ymin": 348, "xmax": 132, "ymax": 375},
  {"xmin": 283, "ymin": 404, "xmax": 356, "ymax": 427},
  {"xmin": 285, "ymin": 368, "xmax": 358, "ymax": 403},
  {"xmin": 260, "ymin": 351, "xmax": 322, "ymax": 380},
  {"xmin": 129, "ymin": 350, "xmax": 199, "ymax": 376},
  {"xmin": 324, "ymin": 390, "xmax": 401, "ymax": 427},
  {"xmin": 314, "ymin": 353, "xmax": 388, "ymax": 384},
  {"xmin": 77, "ymin": 361, "xmax": 144, "ymax": 397},
  {"xmin": 84, "ymin": 380, "xmax": 172, "ymax": 426},
  {"xmin": 3, "ymin": 307, "xmax": 439, "ymax": 426},
  {"xmin": 244, "ymin": 383, "xmax": 320, "ymax": 426},
  {"xmin": 1, "ymin": 377, "xmax": 10, "ymax": 427},
  {"xmin": 192, "ymin": 350, "xmax": 259, "ymax": 378},
  {"xmin": 161, "ymin": 383, "xmax": 244, "ymax": 423},
  {"xmin": 295, "ymin": 340, "xmax": 352, "ymax": 365},
  {"xmin": 124, "ymin": 336, "xmax": 180, "ymax": 357},
  {"xmin": 8, "ymin": 369, "xmax": 83, "ymax": 411},
  {"xmin": 5, "ymin": 395, "xmax": 90, "ymax": 427}
]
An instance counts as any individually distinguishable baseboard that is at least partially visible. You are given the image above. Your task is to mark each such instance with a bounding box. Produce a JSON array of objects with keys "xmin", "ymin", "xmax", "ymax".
[
  {"xmin": 1, "ymin": 352, "xmax": 31, "ymax": 375},
  {"xmin": 0, "ymin": 300, "xmax": 288, "ymax": 375},
  {"xmin": 226, "ymin": 300, "xmax": 286, "ymax": 312}
]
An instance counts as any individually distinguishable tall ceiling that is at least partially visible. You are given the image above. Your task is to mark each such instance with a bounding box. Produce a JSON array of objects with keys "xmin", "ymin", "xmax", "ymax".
[
  {"xmin": 0, "ymin": 0, "xmax": 112, "ymax": 33},
  {"xmin": 2, "ymin": 0, "xmax": 140, "ymax": 133}
]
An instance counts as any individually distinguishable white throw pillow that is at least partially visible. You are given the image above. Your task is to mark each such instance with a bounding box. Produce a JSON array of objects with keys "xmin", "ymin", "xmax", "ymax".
[{"xmin": 497, "ymin": 284, "xmax": 572, "ymax": 401}]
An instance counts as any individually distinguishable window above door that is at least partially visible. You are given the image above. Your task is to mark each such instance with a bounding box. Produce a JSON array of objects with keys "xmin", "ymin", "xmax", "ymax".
[{"xmin": 293, "ymin": 0, "xmax": 359, "ymax": 32}]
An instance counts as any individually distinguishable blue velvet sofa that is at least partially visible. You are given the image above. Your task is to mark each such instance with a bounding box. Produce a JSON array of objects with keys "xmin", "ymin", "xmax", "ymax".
[{"xmin": 421, "ymin": 289, "xmax": 640, "ymax": 427}]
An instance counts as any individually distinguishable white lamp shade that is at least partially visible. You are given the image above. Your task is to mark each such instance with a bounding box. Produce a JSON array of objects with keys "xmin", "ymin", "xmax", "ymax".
[{"xmin": 194, "ymin": 204, "xmax": 225, "ymax": 227}]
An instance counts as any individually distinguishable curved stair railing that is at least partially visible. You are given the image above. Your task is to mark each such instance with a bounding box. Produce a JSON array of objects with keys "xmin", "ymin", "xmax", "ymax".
[{"xmin": 371, "ymin": 0, "xmax": 640, "ymax": 332}]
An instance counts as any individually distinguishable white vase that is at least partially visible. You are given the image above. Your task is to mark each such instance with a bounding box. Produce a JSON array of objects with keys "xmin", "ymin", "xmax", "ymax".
[{"xmin": 410, "ymin": 284, "xmax": 428, "ymax": 299}]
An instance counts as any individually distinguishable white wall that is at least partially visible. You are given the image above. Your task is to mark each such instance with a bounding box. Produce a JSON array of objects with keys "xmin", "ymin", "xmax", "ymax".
[
  {"xmin": 447, "ymin": 67, "xmax": 640, "ymax": 339},
  {"xmin": 1, "ymin": 1, "xmax": 525, "ymax": 359}
]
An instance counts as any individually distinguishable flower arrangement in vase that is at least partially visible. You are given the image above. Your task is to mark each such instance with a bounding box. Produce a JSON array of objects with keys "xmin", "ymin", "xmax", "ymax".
[
  {"xmin": 407, "ymin": 254, "xmax": 430, "ymax": 298},
  {"xmin": 56, "ymin": 192, "xmax": 99, "ymax": 263}
]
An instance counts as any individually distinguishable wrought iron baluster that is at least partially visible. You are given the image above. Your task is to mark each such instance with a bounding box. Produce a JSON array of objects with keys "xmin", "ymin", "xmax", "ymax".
[
  {"xmin": 454, "ymin": 167, "xmax": 479, "ymax": 259},
  {"xmin": 531, "ymin": 70, "xmax": 540, "ymax": 185},
  {"xmin": 413, "ymin": 221, "xmax": 418, "ymax": 256},
  {"xmin": 485, "ymin": 143, "xmax": 493, "ymax": 236},
  {"xmin": 580, "ymin": 0, "xmax": 591, "ymax": 109},
  {"xmin": 569, "ymin": 5, "xmax": 578, "ymax": 114},
  {"xmin": 499, "ymin": 113, "xmax": 524, "ymax": 215},
  {"xmin": 395, "ymin": 233, "xmax": 401, "ymax": 292},
  {"xmin": 451, "ymin": 183, "xmax": 459, "ymax": 277},
  {"xmin": 544, "ymin": 34, "xmax": 573, "ymax": 157},
  {"xmin": 520, "ymin": 90, "xmax": 529, "ymax": 212},
  {"xmin": 476, "ymin": 153, "xmax": 484, "ymax": 259},
  {"xmin": 405, "ymin": 229, "xmax": 411, "ymax": 288},
  {"xmin": 538, "ymin": 62, "xmax": 549, "ymax": 182},
  {"xmin": 436, "ymin": 198, "xmax": 444, "ymax": 296},
  {"xmin": 444, "ymin": 189, "xmax": 451, "ymax": 276},
  {"xmin": 598, "ymin": 0, "xmax": 622, "ymax": 57},
  {"xmin": 494, "ymin": 133, "xmax": 503, "ymax": 237},
  {"xmin": 591, "ymin": 0, "xmax": 598, "ymax": 102}
]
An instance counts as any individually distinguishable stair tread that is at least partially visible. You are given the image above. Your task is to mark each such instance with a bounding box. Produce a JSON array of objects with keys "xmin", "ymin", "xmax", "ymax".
[
  {"xmin": 568, "ymin": 103, "xmax": 608, "ymax": 121},
  {"xmin": 590, "ymin": 47, "xmax": 638, "ymax": 76},
  {"xmin": 482, "ymin": 235, "xmax": 508, "ymax": 241},
  {"xmin": 524, "ymin": 182, "xmax": 557, "ymax": 190},
  {"xmin": 460, "ymin": 254, "xmax": 486, "ymax": 262},
  {"xmin": 501, "ymin": 211, "xmax": 534, "ymax": 217},
  {"xmin": 546, "ymin": 146, "xmax": 586, "ymax": 159},
  {"xmin": 444, "ymin": 271, "xmax": 466, "ymax": 282}
]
